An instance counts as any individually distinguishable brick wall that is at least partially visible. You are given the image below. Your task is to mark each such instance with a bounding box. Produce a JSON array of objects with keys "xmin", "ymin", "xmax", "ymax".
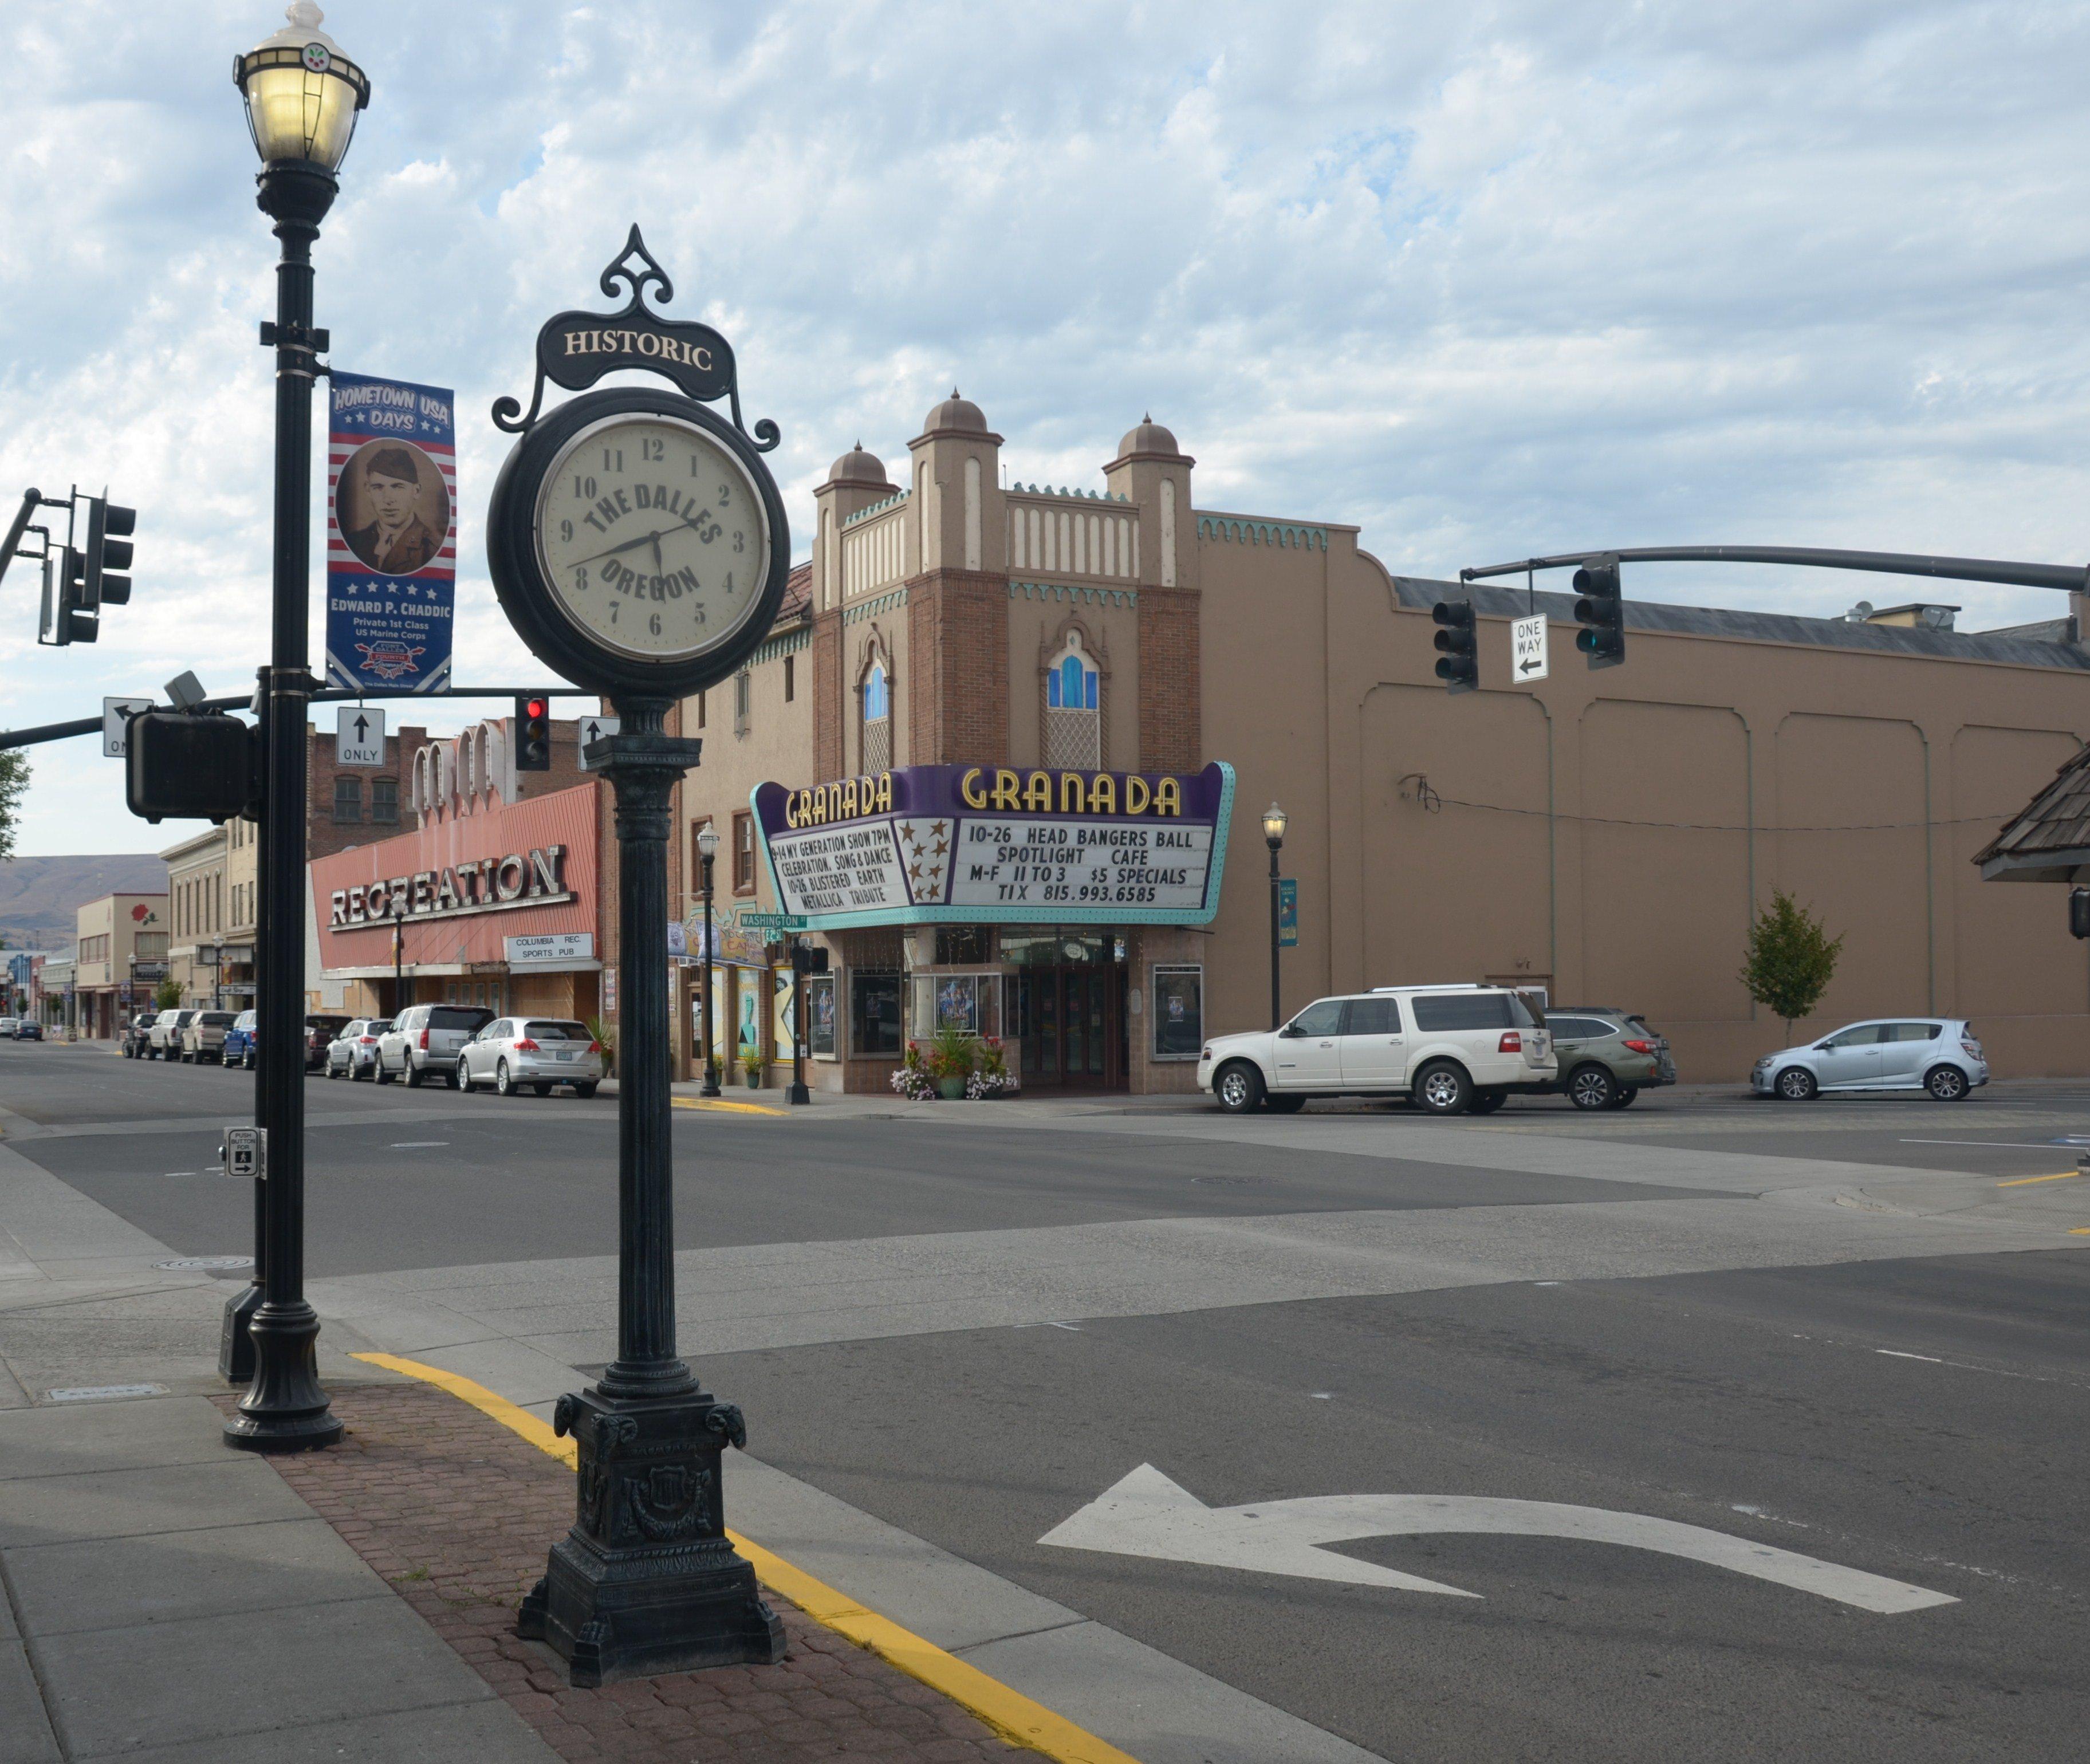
[
  {"xmin": 910, "ymin": 570, "xmax": 1009, "ymax": 765},
  {"xmin": 812, "ymin": 607, "xmax": 844, "ymax": 782},
  {"xmin": 306, "ymin": 723, "xmax": 424, "ymax": 861},
  {"xmin": 1138, "ymin": 587, "xmax": 1202, "ymax": 771}
]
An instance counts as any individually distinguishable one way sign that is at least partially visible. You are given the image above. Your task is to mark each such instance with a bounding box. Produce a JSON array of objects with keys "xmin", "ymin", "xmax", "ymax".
[
  {"xmin": 336, "ymin": 705, "xmax": 385, "ymax": 767},
  {"xmin": 1510, "ymin": 614, "xmax": 1549, "ymax": 684},
  {"xmin": 578, "ymin": 714, "xmax": 620, "ymax": 771}
]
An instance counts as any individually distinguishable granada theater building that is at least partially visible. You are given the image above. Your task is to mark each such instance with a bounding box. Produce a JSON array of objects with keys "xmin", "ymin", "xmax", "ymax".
[
  {"xmin": 681, "ymin": 393, "xmax": 2090, "ymax": 1093},
  {"xmin": 310, "ymin": 718, "xmax": 604, "ymax": 1023}
]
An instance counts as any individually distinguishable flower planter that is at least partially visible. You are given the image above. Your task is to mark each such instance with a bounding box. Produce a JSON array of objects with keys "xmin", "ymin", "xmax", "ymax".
[
  {"xmin": 936, "ymin": 1075, "xmax": 967, "ymax": 1100},
  {"xmin": 743, "ymin": 1069, "xmax": 763, "ymax": 1088}
]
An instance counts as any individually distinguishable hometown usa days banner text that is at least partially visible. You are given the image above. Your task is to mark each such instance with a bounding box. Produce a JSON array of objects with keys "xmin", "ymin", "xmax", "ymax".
[{"xmin": 325, "ymin": 371, "xmax": 457, "ymax": 694}]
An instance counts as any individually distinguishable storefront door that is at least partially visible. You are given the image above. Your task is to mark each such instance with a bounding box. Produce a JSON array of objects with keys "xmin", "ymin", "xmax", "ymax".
[{"xmin": 1015, "ymin": 963, "xmax": 1127, "ymax": 1089}]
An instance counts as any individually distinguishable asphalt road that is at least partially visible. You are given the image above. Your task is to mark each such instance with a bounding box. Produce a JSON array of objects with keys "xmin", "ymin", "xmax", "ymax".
[{"xmin": 5, "ymin": 1040, "xmax": 2088, "ymax": 1761}]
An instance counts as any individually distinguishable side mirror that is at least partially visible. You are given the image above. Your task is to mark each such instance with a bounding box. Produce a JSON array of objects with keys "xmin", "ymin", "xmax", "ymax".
[{"xmin": 1813, "ymin": 1042, "xmax": 1832, "ymax": 1052}]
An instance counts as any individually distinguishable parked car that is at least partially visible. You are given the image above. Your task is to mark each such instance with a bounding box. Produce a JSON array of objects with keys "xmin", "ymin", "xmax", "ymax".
[
  {"xmin": 0, "ymin": 1018, "xmax": 15, "ymax": 1038},
  {"xmin": 1753, "ymin": 1018, "xmax": 1987, "ymax": 1102},
  {"xmin": 376, "ymin": 1004, "xmax": 494, "ymax": 1088},
  {"xmin": 1542, "ymin": 1008, "xmax": 1677, "ymax": 1110},
  {"xmin": 1198, "ymin": 984, "xmax": 1555, "ymax": 1116},
  {"xmin": 304, "ymin": 1014, "xmax": 351, "ymax": 1072},
  {"xmin": 456, "ymin": 1018, "xmax": 605, "ymax": 1097},
  {"xmin": 222, "ymin": 1009, "xmax": 259, "ymax": 1069},
  {"xmin": 325, "ymin": 1018, "xmax": 392, "ymax": 1080},
  {"xmin": 180, "ymin": 1009, "xmax": 238, "ymax": 1064},
  {"xmin": 123, "ymin": 1013, "xmax": 158, "ymax": 1057},
  {"xmin": 13, "ymin": 1019, "xmax": 44, "ymax": 1041},
  {"xmin": 147, "ymin": 1009, "xmax": 198, "ymax": 1060}
]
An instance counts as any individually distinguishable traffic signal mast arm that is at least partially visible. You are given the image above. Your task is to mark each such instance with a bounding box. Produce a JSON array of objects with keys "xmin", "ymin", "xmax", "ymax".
[{"xmin": 1462, "ymin": 543, "xmax": 2090, "ymax": 593}]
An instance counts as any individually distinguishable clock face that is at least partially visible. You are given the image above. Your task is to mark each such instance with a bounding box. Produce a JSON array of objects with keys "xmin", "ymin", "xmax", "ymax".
[{"xmin": 532, "ymin": 413, "xmax": 771, "ymax": 664}]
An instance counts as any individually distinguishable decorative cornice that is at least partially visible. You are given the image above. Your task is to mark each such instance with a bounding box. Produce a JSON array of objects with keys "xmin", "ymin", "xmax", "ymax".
[
  {"xmin": 1198, "ymin": 515, "xmax": 1328, "ymax": 550},
  {"xmin": 749, "ymin": 623, "xmax": 812, "ymax": 667},
  {"xmin": 1006, "ymin": 485, "xmax": 1132, "ymax": 505},
  {"xmin": 1008, "ymin": 581, "xmax": 1139, "ymax": 608},
  {"xmin": 840, "ymin": 489, "xmax": 912, "ymax": 529},
  {"xmin": 843, "ymin": 586, "xmax": 911, "ymax": 625}
]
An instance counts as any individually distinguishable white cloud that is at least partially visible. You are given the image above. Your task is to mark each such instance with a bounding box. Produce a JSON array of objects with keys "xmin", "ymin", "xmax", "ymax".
[{"xmin": 3, "ymin": 0, "xmax": 2088, "ymax": 852}]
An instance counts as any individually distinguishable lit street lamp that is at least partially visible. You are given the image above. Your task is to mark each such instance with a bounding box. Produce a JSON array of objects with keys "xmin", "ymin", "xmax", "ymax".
[
  {"xmin": 223, "ymin": 1, "xmax": 368, "ymax": 1454},
  {"xmin": 697, "ymin": 823, "xmax": 721, "ymax": 1097},
  {"xmin": 1263, "ymin": 801, "xmax": 1287, "ymax": 1030}
]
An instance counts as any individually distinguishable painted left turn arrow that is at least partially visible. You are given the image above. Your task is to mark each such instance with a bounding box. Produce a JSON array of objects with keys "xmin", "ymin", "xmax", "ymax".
[{"xmin": 1039, "ymin": 1464, "xmax": 1957, "ymax": 1614}]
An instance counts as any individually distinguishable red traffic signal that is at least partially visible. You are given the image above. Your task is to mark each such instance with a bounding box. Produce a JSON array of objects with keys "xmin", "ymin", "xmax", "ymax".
[{"xmin": 514, "ymin": 694, "xmax": 553, "ymax": 771}]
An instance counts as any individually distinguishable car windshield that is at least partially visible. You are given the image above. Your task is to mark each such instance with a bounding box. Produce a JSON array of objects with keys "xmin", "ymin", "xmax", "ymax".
[
  {"xmin": 200, "ymin": 1013, "xmax": 235, "ymax": 1026},
  {"xmin": 429, "ymin": 1007, "xmax": 493, "ymax": 1031},
  {"xmin": 525, "ymin": 1021, "xmax": 589, "ymax": 1041},
  {"xmin": 363, "ymin": 1020, "xmax": 391, "ymax": 1034}
]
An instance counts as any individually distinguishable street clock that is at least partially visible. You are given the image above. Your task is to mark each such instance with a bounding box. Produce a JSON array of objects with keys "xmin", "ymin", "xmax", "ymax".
[{"xmin": 485, "ymin": 229, "xmax": 788, "ymax": 698}]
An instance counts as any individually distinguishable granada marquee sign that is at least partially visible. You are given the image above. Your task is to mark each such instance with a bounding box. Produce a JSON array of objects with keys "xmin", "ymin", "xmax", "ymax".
[
  {"xmin": 328, "ymin": 844, "xmax": 573, "ymax": 928},
  {"xmin": 753, "ymin": 763, "xmax": 1235, "ymax": 930}
]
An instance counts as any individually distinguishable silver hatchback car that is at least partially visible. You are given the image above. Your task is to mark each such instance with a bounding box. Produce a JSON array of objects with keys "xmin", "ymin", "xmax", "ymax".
[
  {"xmin": 456, "ymin": 1018, "xmax": 604, "ymax": 1097},
  {"xmin": 1752, "ymin": 1018, "xmax": 1988, "ymax": 1101},
  {"xmin": 324, "ymin": 1018, "xmax": 392, "ymax": 1080}
]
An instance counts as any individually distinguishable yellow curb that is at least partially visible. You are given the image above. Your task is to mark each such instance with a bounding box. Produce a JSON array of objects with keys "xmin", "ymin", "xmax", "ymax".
[
  {"xmin": 672, "ymin": 1096, "xmax": 788, "ymax": 1117},
  {"xmin": 1997, "ymin": 1171, "xmax": 2083, "ymax": 1187},
  {"xmin": 351, "ymin": 1352, "xmax": 1139, "ymax": 1764}
]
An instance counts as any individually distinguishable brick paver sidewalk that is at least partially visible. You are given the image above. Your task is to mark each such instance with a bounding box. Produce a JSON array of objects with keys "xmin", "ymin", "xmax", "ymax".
[{"xmin": 215, "ymin": 1382, "xmax": 1024, "ymax": 1764}]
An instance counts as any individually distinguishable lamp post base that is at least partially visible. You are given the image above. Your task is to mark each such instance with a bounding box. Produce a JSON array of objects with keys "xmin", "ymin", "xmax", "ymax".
[
  {"xmin": 223, "ymin": 1302, "xmax": 343, "ymax": 1452},
  {"xmin": 518, "ymin": 1385, "xmax": 784, "ymax": 1686},
  {"xmin": 217, "ymin": 1280, "xmax": 264, "ymax": 1385},
  {"xmin": 786, "ymin": 1082, "xmax": 810, "ymax": 1105}
]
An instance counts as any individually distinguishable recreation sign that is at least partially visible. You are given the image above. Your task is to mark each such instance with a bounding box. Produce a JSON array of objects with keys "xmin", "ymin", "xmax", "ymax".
[{"xmin": 751, "ymin": 762, "xmax": 1235, "ymax": 930}]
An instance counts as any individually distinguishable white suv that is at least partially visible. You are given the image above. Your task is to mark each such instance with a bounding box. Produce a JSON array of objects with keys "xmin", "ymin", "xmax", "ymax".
[{"xmin": 1198, "ymin": 985, "xmax": 1556, "ymax": 1116}]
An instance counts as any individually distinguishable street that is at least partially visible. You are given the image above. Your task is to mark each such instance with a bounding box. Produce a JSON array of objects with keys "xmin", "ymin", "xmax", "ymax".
[{"xmin": 3, "ymin": 1041, "xmax": 2087, "ymax": 1761}]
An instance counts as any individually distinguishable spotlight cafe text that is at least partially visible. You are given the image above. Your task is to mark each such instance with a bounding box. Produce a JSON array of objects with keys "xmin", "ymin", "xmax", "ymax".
[{"xmin": 753, "ymin": 762, "xmax": 1237, "ymax": 930}]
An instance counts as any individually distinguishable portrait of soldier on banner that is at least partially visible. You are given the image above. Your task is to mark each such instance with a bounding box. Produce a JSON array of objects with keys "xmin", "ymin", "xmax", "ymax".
[{"xmin": 336, "ymin": 439, "xmax": 451, "ymax": 575}]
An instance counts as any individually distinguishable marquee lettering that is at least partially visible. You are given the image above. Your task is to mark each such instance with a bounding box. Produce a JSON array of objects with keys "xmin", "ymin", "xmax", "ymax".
[{"xmin": 327, "ymin": 845, "xmax": 572, "ymax": 928}]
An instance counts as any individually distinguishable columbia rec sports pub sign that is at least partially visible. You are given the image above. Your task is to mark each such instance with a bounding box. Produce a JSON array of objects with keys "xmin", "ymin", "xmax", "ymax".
[{"xmin": 753, "ymin": 761, "xmax": 1237, "ymax": 930}]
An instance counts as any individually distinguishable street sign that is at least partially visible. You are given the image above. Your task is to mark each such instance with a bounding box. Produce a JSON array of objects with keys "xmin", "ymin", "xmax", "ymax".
[
  {"xmin": 336, "ymin": 704, "xmax": 385, "ymax": 767},
  {"xmin": 577, "ymin": 713, "xmax": 621, "ymax": 770},
  {"xmin": 739, "ymin": 911, "xmax": 806, "ymax": 931},
  {"xmin": 1277, "ymin": 879, "xmax": 1298, "ymax": 948},
  {"xmin": 102, "ymin": 697, "xmax": 153, "ymax": 758},
  {"xmin": 1511, "ymin": 613, "xmax": 1549, "ymax": 684},
  {"xmin": 222, "ymin": 1126, "xmax": 267, "ymax": 1182}
]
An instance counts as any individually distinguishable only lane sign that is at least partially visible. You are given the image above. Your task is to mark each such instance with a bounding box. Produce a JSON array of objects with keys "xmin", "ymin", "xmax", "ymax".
[{"xmin": 336, "ymin": 704, "xmax": 385, "ymax": 767}]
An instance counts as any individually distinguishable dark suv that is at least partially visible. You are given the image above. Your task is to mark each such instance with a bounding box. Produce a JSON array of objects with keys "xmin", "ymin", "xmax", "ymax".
[{"xmin": 1542, "ymin": 1008, "xmax": 1676, "ymax": 1109}]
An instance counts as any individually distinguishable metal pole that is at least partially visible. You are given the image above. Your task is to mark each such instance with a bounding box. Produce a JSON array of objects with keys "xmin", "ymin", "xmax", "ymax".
[
  {"xmin": 699, "ymin": 856, "xmax": 720, "ymax": 1097},
  {"xmin": 221, "ymin": 678, "xmax": 268, "ymax": 1384},
  {"xmin": 393, "ymin": 906, "xmax": 404, "ymax": 1014},
  {"xmin": 788, "ymin": 940, "xmax": 809, "ymax": 1106},
  {"xmin": 517, "ymin": 700, "xmax": 782, "ymax": 1683},
  {"xmin": 225, "ymin": 160, "xmax": 341, "ymax": 1454},
  {"xmin": 1268, "ymin": 839, "xmax": 1282, "ymax": 1030}
]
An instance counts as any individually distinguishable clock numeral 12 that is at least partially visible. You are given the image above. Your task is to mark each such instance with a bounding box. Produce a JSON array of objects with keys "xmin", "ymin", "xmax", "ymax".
[{"xmin": 642, "ymin": 438, "xmax": 664, "ymax": 462}]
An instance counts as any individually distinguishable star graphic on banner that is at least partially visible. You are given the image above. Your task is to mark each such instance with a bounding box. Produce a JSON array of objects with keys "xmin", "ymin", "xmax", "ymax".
[
  {"xmin": 931, "ymin": 821, "xmax": 947, "ymax": 837},
  {"xmin": 931, "ymin": 838, "xmax": 948, "ymax": 857}
]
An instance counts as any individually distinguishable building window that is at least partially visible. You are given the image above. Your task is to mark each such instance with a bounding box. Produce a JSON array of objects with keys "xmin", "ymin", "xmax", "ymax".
[
  {"xmin": 861, "ymin": 657, "xmax": 891, "ymax": 774},
  {"xmin": 1151, "ymin": 966, "xmax": 1203, "ymax": 1060},
  {"xmin": 333, "ymin": 775, "xmax": 362, "ymax": 822},
  {"xmin": 371, "ymin": 776, "xmax": 399, "ymax": 824},
  {"xmin": 784, "ymin": 655, "xmax": 795, "ymax": 702},
  {"xmin": 851, "ymin": 971, "xmax": 902, "ymax": 1056},
  {"xmin": 732, "ymin": 810, "xmax": 755, "ymax": 895},
  {"xmin": 1044, "ymin": 636, "xmax": 1101, "ymax": 769},
  {"xmin": 734, "ymin": 670, "xmax": 751, "ymax": 735},
  {"xmin": 805, "ymin": 974, "xmax": 836, "ymax": 1057}
]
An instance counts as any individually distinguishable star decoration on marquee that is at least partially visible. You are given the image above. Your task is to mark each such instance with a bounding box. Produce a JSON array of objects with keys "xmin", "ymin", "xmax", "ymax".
[{"xmin": 895, "ymin": 818, "xmax": 951, "ymax": 904}]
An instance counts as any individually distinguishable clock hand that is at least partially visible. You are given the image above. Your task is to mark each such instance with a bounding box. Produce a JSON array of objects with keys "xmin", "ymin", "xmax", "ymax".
[
  {"xmin": 650, "ymin": 532, "xmax": 664, "ymax": 574},
  {"xmin": 566, "ymin": 526, "xmax": 666, "ymax": 571}
]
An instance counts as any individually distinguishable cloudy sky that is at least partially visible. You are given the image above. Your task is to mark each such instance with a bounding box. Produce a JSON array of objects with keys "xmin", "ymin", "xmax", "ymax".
[{"xmin": 5, "ymin": 1, "xmax": 2088, "ymax": 854}]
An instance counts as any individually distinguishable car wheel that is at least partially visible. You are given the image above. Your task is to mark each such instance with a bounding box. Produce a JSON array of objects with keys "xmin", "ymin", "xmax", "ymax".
[
  {"xmin": 1774, "ymin": 1066, "xmax": 1818, "ymax": 1102},
  {"xmin": 455, "ymin": 1058, "xmax": 474, "ymax": 1092},
  {"xmin": 496, "ymin": 1060, "xmax": 516, "ymax": 1097},
  {"xmin": 1470, "ymin": 1087, "xmax": 1506, "ymax": 1115},
  {"xmin": 1414, "ymin": 1060, "xmax": 1472, "ymax": 1116},
  {"xmin": 1607, "ymin": 1086, "xmax": 1639, "ymax": 1110},
  {"xmin": 404, "ymin": 1062, "xmax": 424, "ymax": 1089},
  {"xmin": 573, "ymin": 1082, "xmax": 599, "ymax": 1099},
  {"xmin": 1214, "ymin": 1061, "xmax": 1265, "ymax": 1115},
  {"xmin": 375, "ymin": 1061, "xmax": 393, "ymax": 1086},
  {"xmin": 1266, "ymin": 1094, "xmax": 1307, "ymax": 1113},
  {"xmin": 1924, "ymin": 1064, "xmax": 1969, "ymax": 1101},
  {"xmin": 1567, "ymin": 1064, "xmax": 1616, "ymax": 1111}
]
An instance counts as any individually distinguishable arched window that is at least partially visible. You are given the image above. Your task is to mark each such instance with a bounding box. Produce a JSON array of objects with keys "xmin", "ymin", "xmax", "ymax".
[
  {"xmin": 1043, "ymin": 636, "xmax": 1100, "ymax": 769},
  {"xmin": 860, "ymin": 656, "xmax": 892, "ymax": 774}
]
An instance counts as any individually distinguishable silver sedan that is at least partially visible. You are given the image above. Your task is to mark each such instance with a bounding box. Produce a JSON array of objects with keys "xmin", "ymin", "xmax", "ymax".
[{"xmin": 456, "ymin": 1018, "xmax": 604, "ymax": 1098}]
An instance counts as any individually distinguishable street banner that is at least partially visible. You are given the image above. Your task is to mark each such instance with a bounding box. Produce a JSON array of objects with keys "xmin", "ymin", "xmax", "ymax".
[
  {"xmin": 1278, "ymin": 877, "xmax": 1298, "ymax": 947},
  {"xmin": 325, "ymin": 370, "xmax": 457, "ymax": 694}
]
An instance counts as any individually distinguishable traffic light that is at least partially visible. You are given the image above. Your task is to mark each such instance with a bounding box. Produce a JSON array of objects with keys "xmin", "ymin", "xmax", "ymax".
[
  {"xmin": 41, "ymin": 546, "xmax": 94, "ymax": 645},
  {"xmin": 82, "ymin": 496, "xmax": 134, "ymax": 612},
  {"xmin": 1573, "ymin": 555, "xmax": 1624, "ymax": 668},
  {"xmin": 2071, "ymin": 888, "xmax": 2090, "ymax": 940},
  {"xmin": 514, "ymin": 694, "xmax": 553, "ymax": 771},
  {"xmin": 1431, "ymin": 599, "xmax": 1478, "ymax": 692}
]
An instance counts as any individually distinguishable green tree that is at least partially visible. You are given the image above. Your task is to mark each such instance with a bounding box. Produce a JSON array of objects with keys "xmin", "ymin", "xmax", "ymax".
[
  {"xmin": 1739, "ymin": 889, "xmax": 1844, "ymax": 1042},
  {"xmin": 0, "ymin": 749, "xmax": 26, "ymax": 863},
  {"xmin": 153, "ymin": 976, "xmax": 183, "ymax": 1011}
]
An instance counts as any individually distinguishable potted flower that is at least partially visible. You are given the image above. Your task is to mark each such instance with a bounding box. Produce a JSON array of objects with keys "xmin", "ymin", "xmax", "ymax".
[
  {"xmin": 889, "ymin": 1043, "xmax": 938, "ymax": 1101},
  {"xmin": 927, "ymin": 1024, "xmax": 974, "ymax": 1100},
  {"xmin": 741, "ymin": 1046, "xmax": 763, "ymax": 1088},
  {"xmin": 966, "ymin": 1036, "xmax": 1017, "ymax": 1099}
]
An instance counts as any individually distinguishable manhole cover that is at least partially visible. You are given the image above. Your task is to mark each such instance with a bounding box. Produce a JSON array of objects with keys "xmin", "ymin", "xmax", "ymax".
[
  {"xmin": 153, "ymin": 1256, "xmax": 253, "ymax": 1270},
  {"xmin": 48, "ymin": 1384, "xmax": 167, "ymax": 1403}
]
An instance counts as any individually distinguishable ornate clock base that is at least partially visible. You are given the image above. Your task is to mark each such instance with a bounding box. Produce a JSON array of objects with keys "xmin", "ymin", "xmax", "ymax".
[{"xmin": 518, "ymin": 1385, "xmax": 785, "ymax": 1686}]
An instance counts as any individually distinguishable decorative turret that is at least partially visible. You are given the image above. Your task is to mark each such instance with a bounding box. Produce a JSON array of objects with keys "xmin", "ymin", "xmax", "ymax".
[{"xmin": 909, "ymin": 389, "xmax": 1003, "ymax": 575}]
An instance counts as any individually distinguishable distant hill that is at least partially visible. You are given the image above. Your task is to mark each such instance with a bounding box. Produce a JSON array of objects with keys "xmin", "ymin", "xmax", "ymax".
[{"xmin": 0, "ymin": 855, "xmax": 166, "ymax": 952}]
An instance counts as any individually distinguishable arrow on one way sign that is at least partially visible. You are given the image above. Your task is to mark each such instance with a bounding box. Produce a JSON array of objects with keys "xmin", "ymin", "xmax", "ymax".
[
  {"xmin": 578, "ymin": 715, "xmax": 620, "ymax": 770},
  {"xmin": 336, "ymin": 704, "xmax": 385, "ymax": 767},
  {"xmin": 1511, "ymin": 613, "xmax": 1549, "ymax": 683},
  {"xmin": 1040, "ymin": 1464, "xmax": 1954, "ymax": 1613}
]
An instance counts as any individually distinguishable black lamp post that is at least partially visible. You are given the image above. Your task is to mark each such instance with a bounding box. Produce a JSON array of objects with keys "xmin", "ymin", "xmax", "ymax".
[
  {"xmin": 697, "ymin": 823, "xmax": 721, "ymax": 1097},
  {"xmin": 391, "ymin": 899, "xmax": 407, "ymax": 1015},
  {"xmin": 1263, "ymin": 801, "xmax": 1287, "ymax": 1030},
  {"xmin": 223, "ymin": 1, "xmax": 367, "ymax": 1455}
]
